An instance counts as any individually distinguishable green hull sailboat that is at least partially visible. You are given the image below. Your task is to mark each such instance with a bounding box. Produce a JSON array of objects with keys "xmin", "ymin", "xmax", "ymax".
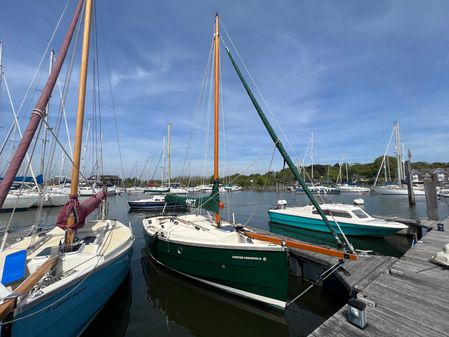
[
  {"xmin": 142, "ymin": 14, "xmax": 289, "ymax": 309},
  {"xmin": 143, "ymin": 13, "xmax": 357, "ymax": 309}
]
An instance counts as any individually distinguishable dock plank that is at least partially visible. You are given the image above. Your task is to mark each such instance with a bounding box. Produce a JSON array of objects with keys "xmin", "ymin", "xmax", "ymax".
[{"xmin": 308, "ymin": 221, "xmax": 449, "ymax": 337}]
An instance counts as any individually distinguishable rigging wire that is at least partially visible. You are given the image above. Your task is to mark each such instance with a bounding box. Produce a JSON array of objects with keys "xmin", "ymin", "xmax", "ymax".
[
  {"xmin": 96, "ymin": 0, "xmax": 134, "ymax": 192},
  {"xmin": 0, "ymin": 0, "xmax": 74, "ymax": 159},
  {"xmin": 220, "ymin": 20, "xmax": 304, "ymax": 168}
]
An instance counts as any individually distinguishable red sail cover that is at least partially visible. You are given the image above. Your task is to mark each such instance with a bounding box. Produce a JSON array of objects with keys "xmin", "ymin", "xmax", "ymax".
[{"xmin": 56, "ymin": 190, "xmax": 106, "ymax": 230}]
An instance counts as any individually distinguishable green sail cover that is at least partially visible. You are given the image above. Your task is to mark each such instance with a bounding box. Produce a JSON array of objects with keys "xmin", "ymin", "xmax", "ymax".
[{"xmin": 164, "ymin": 180, "xmax": 220, "ymax": 213}]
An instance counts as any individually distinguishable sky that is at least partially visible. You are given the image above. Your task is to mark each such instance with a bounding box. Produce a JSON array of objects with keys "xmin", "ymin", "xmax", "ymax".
[{"xmin": 1, "ymin": 0, "xmax": 449, "ymax": 180}]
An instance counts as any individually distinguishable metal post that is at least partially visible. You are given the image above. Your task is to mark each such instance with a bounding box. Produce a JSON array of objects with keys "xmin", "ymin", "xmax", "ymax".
[
  {"xmin": 405, "ymin": 150, "xmax": 415, "ymax": 206},
  {"xmin": 424, "ymin": 174, "xmax": 438, "ymax": 220}
]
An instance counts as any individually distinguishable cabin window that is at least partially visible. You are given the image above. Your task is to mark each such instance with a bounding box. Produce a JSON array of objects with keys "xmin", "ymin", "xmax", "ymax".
[
  {"xmin": 312, "ymin": 209, "xmax": 352, "ymax": 218},
  {"xmin": 353, "ymin": 209, "xmax": 369, "ymax": 219},
  {"xmin": 328, "ymin": 210, "xmax": 352, "ymax": 218}
]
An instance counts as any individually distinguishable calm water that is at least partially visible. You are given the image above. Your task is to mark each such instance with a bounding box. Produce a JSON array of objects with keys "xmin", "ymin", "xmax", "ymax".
[{"xmin": 1, "ymin": 191, "xmax": 448, "ymax": 336}]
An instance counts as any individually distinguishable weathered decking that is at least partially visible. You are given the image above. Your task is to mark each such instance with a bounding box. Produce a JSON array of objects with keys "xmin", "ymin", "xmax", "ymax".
[
  {"xmin": 308, "ymin": 218, "xmax": 449, "ymax": 337},
  {"xmin": 288, "ymin": 247, "xmax": 397, "ymax": 295}
]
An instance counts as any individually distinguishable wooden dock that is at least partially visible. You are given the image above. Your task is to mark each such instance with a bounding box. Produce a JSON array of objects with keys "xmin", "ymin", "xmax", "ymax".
[{"xmin": 308, "ymin": 218, "xmax": 449, "ymax": 337}]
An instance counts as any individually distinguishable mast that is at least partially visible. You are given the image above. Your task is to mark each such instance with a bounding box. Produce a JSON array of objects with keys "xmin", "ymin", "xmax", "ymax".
[
  {"xmin": 394, "ymin": 121, "xmax": 402, "ymax": 184},
  {"xmin": 41, "ymin": 49, "xmax": 55, "ymax": 176},
  {"xmin": 346, "ymin": 162, "xmax": 349, "ymax": 182},
  {"xmin": 167, "ymin": 123, "xmax": 171, "ymax": 189},
  {"xmin": 225, "ymin": 46, "xmax": 353, "ymax": 253},
  {"xmin": 65, "ymin": 0, "xmax": 93, "ymax": 245},
  {"xmin": 162, "ymin": 136, "xmax": 166, "ymax": 185},
  {"xmin": 0, "ymin": 0, "xmax": 85, "ymax": 210},
  {"xmin": 311, "ymin": 131, "xmax": 314, "ymax": 181},
  {"xmin": 214, "ymin": 13, "xmax": 221, "ymax": 226}
]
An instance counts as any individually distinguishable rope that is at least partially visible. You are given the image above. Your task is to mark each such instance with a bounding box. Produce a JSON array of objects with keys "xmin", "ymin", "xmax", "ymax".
[{"xmin": 286, "ymin": 259, "xmax": 345, "ymax": 307}]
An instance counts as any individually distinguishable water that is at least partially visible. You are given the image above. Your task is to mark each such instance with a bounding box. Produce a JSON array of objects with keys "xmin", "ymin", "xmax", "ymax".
[{"xmin": 1, "ymin": 191, "xmax": 448, "ymax": 336}]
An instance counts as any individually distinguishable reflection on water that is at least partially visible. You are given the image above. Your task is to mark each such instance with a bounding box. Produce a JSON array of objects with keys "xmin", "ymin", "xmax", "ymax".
[
  {"xmin": 140, "ymin": 249, "xmax": 289, "ymax": 337},
  {"xmin": 82, "ymin": 272, "xmax": 132, "ymax": 337},
  {"xmin": 139, "ymin": 249, "xmax": 345, "ymax": 337}
]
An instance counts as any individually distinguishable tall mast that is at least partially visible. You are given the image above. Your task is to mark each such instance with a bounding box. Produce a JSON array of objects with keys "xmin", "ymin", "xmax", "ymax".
[
  {"xmin": 65, "ymin": 0, "xmax": 93, "ymax": 245},
  {"xmin": 311, "ymin": 131, "xmax": 314, "ymax": 181},
  {"xmin": 41, "ymin": 50, "xmax": 55, "ymax": 176},
  {"xmin": 214, "ymin": 13, "xmax": 220, "ymax": 226},
  {"xmin": 0, "ymin": 0, "xmax": 84, "ymax": 210},
  {"xmin": 167, "ymin": 122, "xmax": 171, "ymax": 189},
  {"xmin": 162, "ymin": 136, "xmax": 166, "ymax": 185},
  {"xmin": 346, "ymin": 162, "xmax": 349, "ymax": 182},
  {"xmin": 394, "ymin": 121, "xmax": 402, "ymax": 184}
]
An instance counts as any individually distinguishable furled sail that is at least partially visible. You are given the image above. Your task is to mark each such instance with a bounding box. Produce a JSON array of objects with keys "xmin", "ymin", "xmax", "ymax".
[{"xmin": 56, "ymin": 190, "xmax": 106, "ymax": 230}]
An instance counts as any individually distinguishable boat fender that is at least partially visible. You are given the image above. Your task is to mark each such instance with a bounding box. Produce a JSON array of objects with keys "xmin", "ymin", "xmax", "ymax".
[{"xmin": 277, "ymin": 200, "xmax": 287, "ymax": 209}]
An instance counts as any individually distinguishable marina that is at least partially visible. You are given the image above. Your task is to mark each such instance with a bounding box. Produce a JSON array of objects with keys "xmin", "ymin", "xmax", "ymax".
[
  {"xmin": 1, "ymin": 1, "xmax": 449, "ymax": 336},
  {"xmin": 0, "ymin": 192, "xmax": 448, "ymax": 336}
]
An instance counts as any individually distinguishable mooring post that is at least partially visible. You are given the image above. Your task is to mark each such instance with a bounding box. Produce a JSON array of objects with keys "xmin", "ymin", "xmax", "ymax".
[
  {"xmin": 424, "ymin": 174, "xmax": 439, "ymax": 220},
  {"xmin": 405, "ymin": 150, "xmax": 415, "ymax": 206}
]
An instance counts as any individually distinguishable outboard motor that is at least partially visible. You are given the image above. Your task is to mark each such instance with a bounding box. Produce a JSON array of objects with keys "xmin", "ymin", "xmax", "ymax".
[{"xmin": 277, "ymin": 200, "xmax": 287, "ymax": 209}]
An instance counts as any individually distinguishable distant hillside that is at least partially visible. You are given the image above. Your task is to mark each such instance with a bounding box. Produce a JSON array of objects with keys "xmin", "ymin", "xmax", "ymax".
[{"xmin": 123, "ymin": 156, "xmax": 449, "ymax": 188}]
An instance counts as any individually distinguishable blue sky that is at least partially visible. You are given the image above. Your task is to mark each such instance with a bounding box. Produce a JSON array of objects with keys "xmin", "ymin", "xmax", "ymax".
[{"xmin": 1, "ymin": 1, "xmax": 449, "ymax": 180}]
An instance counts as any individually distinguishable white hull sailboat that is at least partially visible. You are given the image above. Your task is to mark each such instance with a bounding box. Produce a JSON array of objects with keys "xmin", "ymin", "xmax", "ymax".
[
  {"xmin": 1, "ymin": 193, "xmax": 39, "ymax": 212},
  {"xmin": 0, "ymin": 1, "xmax": 134, "ymax": 335}
]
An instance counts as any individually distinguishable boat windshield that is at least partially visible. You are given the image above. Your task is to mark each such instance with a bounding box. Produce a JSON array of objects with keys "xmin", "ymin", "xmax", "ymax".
[
  {"xmin": 352, "ymin": 209, "xmax": 369, "ymax": 219},
  {"xmin": 312, "ymin": 209, "xmax": 352, "ymax": 218}
]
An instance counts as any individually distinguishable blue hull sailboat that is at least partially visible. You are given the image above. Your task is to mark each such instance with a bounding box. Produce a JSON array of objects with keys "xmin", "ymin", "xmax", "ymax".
[{"xmin": 0, "ymin": 1, "xmax": 133, "ymax": 335}]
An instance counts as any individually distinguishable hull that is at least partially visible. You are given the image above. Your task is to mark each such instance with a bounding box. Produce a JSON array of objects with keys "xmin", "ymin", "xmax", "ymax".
[
  {"xmin": 374, "ymin": 186, "xmax": 425, "ymax": 195},
  {"xmin": 32, "ymin": 193, "xmax": 68, "ymax": 207},
  {"xmin": 143, "ymin": 228, "xmax": 288, "ymax": 308},
  {"xmin": 7, "ymin": 248, "xmax": 132, "ymax": 337},
  {"xmin": 144, "ymin": 187, "xmax": 170, "ymax": 194},
  {"xmin": 1, "ymin": 194, "xmax": 38, "ymax": 212},
  {"xmin": 128, "ymin": 201, "xmax": 185, "ymax": 211},
  {"xmin": 268, "ymin": 211, "xmax": 402, "ymax": 237}
]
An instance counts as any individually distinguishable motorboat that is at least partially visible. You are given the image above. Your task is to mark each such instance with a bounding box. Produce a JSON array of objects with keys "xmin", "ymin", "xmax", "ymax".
[{"xmin": 268, "ymin": 200, "xmax": 408, "ymax": 236}]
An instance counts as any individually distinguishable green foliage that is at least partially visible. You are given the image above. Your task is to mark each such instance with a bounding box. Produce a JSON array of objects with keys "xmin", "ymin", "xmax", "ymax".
[{"xmin": 120, "ymin": 158, "xmax": 449, "ymax": 188}]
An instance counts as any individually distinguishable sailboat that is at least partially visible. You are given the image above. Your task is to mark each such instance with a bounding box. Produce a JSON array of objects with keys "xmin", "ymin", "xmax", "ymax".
[
  {"xmin": 129, "ymin": 123, "xmax": 187, "ymax": 211},
  {"xmin": 0, "ymin": 1, "xmax": 133, "ymax": 335},
  {"xmin": 142, "ymin": 14, "xmax": 357, "ymax": 309},
  {"xmin": 373, "ymin": 122, "xmax": 424, "ymax": 196}
]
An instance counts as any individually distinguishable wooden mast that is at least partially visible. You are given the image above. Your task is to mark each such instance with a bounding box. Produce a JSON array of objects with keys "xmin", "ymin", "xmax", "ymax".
[
  {"xmin": 65, "ymin": 0, "xmax": 93, "ymax": 245},
  {"xmin": 214, "ymin": 13, "xmax": 221, "ymax": 226}
]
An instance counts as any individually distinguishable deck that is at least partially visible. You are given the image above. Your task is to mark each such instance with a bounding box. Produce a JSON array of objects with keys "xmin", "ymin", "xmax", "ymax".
[{"xmin": 308, "ymin": 218, "xmax": 449, "ymax": 337}]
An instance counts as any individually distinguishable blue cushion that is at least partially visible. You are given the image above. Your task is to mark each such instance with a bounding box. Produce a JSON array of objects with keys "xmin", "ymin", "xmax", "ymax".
[{"xmin": 2, "ymin": 250, "xmax": 27, "ymax": 286}]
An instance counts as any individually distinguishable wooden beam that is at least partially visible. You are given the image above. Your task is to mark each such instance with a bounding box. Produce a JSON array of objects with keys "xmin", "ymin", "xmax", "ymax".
[
  {"xmin": 0, "ymin": 256, "xmax": 59, "ymax": 321},
  {"xmin": 243, "ymin": 231, "xmax": 358, "ymax": 261}
]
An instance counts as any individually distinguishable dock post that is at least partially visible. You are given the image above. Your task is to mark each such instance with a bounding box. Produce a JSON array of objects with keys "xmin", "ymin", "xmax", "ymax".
[
  {"xmin": 405, "ymin": 151, "xmax": 415, "ymax": 205},
  {"xmin": 424, "ymin": 174, "xmax": 439, "ymax": 220}
]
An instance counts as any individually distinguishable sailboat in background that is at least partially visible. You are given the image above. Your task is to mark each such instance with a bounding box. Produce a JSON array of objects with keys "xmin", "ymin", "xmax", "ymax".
[
  {"xmin": 129, "ymin": 123, "xmax": 187, "ymax": 211},
  {"xmin": 0, "ymin": 1, "xmax": 133, "ymax": 335},
  {"xmin": 373, "ymin": 122, "xmax": 424, "ymax": 196},
  {"xmin": 143, "ymin": 14, "xmax": 357, "ymax": 309}
]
